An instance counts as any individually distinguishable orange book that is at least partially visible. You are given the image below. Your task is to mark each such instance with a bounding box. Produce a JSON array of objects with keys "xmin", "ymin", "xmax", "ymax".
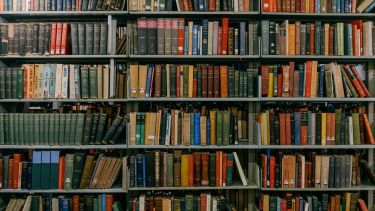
[
  {"xmin": 73, "ymin": 195, "xmax": 79, "ymax": 211},
  {"xmin": 261, "ymin": 154, "xmax": 267, "ymax": 187},
  {"xmin": 301, "ymin": 126, "xmax": 308, "ymax": 145},
  {"xmin": 215, "ymin": 151, "xmax": 222, "ymax": 186},
  {"xmin": 342, "ymin": 64, "xmax": 366, "ymax": 97},
  {"xmin": 60, "ymin": 23, "xmax": 69, "ymax": 55},
  {"xmin": 350, "ymin": 65, "xmax": 370, "ymax": 97},
  {"xmin": 12, "ymin": 154, "xmax": 21, "ymax": 189},
  {"xmin": 285, "ymin": 113, "xmax": 291, "ymax": 145},
  {"xmin": 304, "ymin": 61, "xmax": 312, "ymax": 97},
  {"xmin": 200, "ymin": 194, "xmax": 207, "ymax": 211},
  {"xmin": 288, "ymin": 62, "xmax": 294, "ymax": 96},
  {"xmin": 331, "ymin": 113, "xmax": 335, "ymax": 143},
  {"xmin": 177, "ymin": 19, "xmax": 185, "ymax": 55},
  {"xmin": 188, "ymin": 154, "xmax": 194, "ymax": 186},
  {"xmin": 208, "ymin": 0, "xmax": 215, "ymax": 10},
  {"xmin": 58, "ymin": 156, "xmax": 65, "ymax": 189},
  {"xmin": 270, "ymin": 156, "xmax": 275, "ymax": 188},
  {"xmin": 221, "ymin": 18, "xmax": 229, "ymax": 55},
  {"xmin": 22, "ymin": 65, "xmax": 28, "ymax": 99},
  {"xmin": 310, "ymin": 24, "xmax": 315, "ymax": 55},
  {"xmin": 288, "ymin": 24, "xmax": 296, "ymax": 55},
  {"xmin": 357, "ymin": 199, "xmax": 368, "ymax": 211},
  {"xmin": 0, "ymin": 0, "xmax": 3, "ymax": 11},
  {"xmin": 279, "ymin": 113, "xmax": 286, "ymax": 145},
  {"xmin": 243, "ymin": 0, "xmax": 249, "ymax": 11},
  {"xmin": 50, "ymin": 23, "xmax": 57, "ymax": 55},
  {"xmin": 262, "ymin": 0, "xmax": 270, "ymax": 12},
  {"xmin": 309, "ymin": 0, "xmax": 314, "ymax": 13},
  {"xmin": 8, "ymin": 159, "xmax": 13, "ymax": 189},
  {"xmin": 362, "ymin": 113, "xmax": 375, "ymax": 144},
  {"xmin": 219, "ymin": 65, "xmax": 228, "ymax": 97},
  {"xmin": 352, "ymin": 24, "xmax": 358, "ymax": 56},
  {"xmin": 326, "ymin": 113, "xmax": 332, "ymax": 145},
  {"xmin": 222, "ymin": 153, "xmax": 227, "ymax": 186},
  {"xmin": 26, "ymin": 64, "xmax": 35, "ymax": 99},
  {"xmin": 106, "ymin": 195, "xmax": 114, "ymax": 211}
]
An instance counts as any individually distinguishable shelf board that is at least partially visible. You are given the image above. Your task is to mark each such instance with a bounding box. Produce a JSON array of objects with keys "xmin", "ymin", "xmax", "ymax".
[
  {"xmin": 0, "ymin": 188, "xmax": 126, "ymax": 193},
  {"xmin": 128, "ymin": 11, "xmax": 259, "ymax": 17},
  {"xmin": 261, "ymin": 12, "xmax": 375, "ymax": 20},
  {"xmin": 128, "ymin": 97, "xmax": 259, "ymax": 102},
  {"xmin": 0, "ymin": 145, "xmax": 127, "ymax": 149},
  {"xmin": 260, "ymin": 145, "xmax": 375, "ymax": 150},
  {"xmin": 261, "ymin": 185, "xmax": 375, "ymax": 191},
  {"xmin": 261, "ymin": 55, "xmax": 375, "ymax": 61},
  {"xmin": 0, "ymin": 98, "xmax": 127, "ymax": 103},
  {"xmin": 127, "ymin": 55, "xmax": 260, "ymax": 61},
  {"xmin": 128, "ymin": 144, "xmax": 258, "ymax": 149},
  {"xmin": 260, "ymin": 97, "xmax": 375, "ymax": 103}
]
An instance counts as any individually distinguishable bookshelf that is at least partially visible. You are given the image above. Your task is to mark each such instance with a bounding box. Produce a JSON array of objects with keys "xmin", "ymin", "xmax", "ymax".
[{"xmin": 0, "ymin": 0, "xmax": 375, "ymax": 210}]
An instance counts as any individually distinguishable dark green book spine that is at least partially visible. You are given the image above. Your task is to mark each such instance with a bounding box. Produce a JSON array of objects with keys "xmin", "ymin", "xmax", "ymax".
[
  {"xmin": 39, "ymin": 114, "xmax": 45, "ymax": 145},
  {"xmin": 95, "ymin": 113, "xmax": 107, "ymax": 144},
  {"xmin": 85, "ymin": 23, "xmax": 94, "ymax": 55},
  {"xmin": 70, "ymin": 23, "xmax": 79, "ymax": 55},
  {"xmin": 13, "ymin": 113, "xmax": 19, "ymax": 145},
  {"xmin": 75, "ymin": 113, "xmax": 85, "ymax": 145},
  {"xmin": 183, "ymin": 66, "xmax": 189, "ymax": 97},
  {"xmin": 31, "ymin": 151, "xmax": 42, "ymax": 189},
  {"xmin": 11, "ymin": 67, "xmax": 17, "ymax": 99},
  {"xmin": 34, "ymin": 113, "xmax": 40, "ymax": 145},
  {"xmin": 170, "ymin": 64, "xmax": 176, "ymax": 97},
  {"xmin": 3, "ymin": 156, "xmax": 9, "ymax": 188},
  {"xmin": 58, "ymin": 113, "xmax": 65, "ymax": 145},
  {"xmin": 47, "ymin": 114, "xmax": 53, "ymax": 145},
  {"xmin": 239, "ymin": 71, "xmax": 244, "ymax": 97},
  {"xmin": 69, "ymin": 113, "xmax": 77, "ymax": 145},
  {"xmin": 99, "ymin": 23, "xmax": 108, "ymax": 55},
  {"xmin": 17, "ymin": 67, "xmax": 24, "ymax": 99},
  {"xmin": 53, "ymin": 113, "xmax": 59, "ymax": 145},
  {"xmin": 89, "ymin": 66, "xmax": 98, "ymax": 98},
  {"xmin": 40, "ymin": 151, "xmax": 51, "ymax": 189},
  {"xmin": 5, "ymin": 67, "xmax": 11, "ymax": 99},
  {"xmin": 64, "ymin": 113, "xmax": 72, "ymax": 145},
  {"xmin": 82, "ymin": 113, "xmax": 93, "ymax": 145},
  {"xmin": 89, "ymin": 113, "xmax": 99, "ymax": 144},
  {"xmin": 72, "ymin": 152, "xmax": 86, "ymax": 189},
  {"xmin": 228, "ymin": 67, "xmax": 235, "ymax": 97},
  {"xmin": 77, "ymin": 23, "xmax": 86, "ymax": 55},
  {"xmin": 216, "ymin": 111, "xmax": 223, "ymax": 145},
  {"xmin": 80, "ymin": 66, "xmax": 89, "ymax": 99},
  {"xmin": 93, "ymin": 23, "xmax": 100, "ymax": 55},
  {"xmin": 0, "ymin": 114, "xmax": 4, "ymax": 144},
  {"xmin": 0, "ymin": 68, "xmax": 5, "ymax": 98},
  {"xmin": 9, "ymin": 113, "xmax": 14, "ymax": 145}
]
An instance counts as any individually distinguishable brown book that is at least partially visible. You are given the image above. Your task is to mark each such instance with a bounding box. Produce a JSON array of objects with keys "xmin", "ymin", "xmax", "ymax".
[
  {"xmin": 173, "ymin": 150, "xmax": 182, "ymax": 187},
  {"xmin": 201, "ymin": 65, "xmax": 208, "ymax": 97},
  {"xmin": 207, "ymin": 66, "xmax": 214, "ymax": 97},
  {"xmin": 89, "ymin": 156, "xmax": 107, "ymax": 188},
  {"xmin": 201, "ymin": 152, "xmax": 209, "ymax": 186},
  {"xmin": 200, "ymin": 116, "xmax": 207, "ymax": 145},
  {"xmin": 219, "ymin": 66, "xmax": 228, "ymax": 97},
  {"xmin": 182, "ymin": 113, "xmax": 190, "ymax": 145},
  {"xmin": 295, "ymin": 22, "xmax": 301, "ymax": 55},
  {"xmin": 154, "ymin": 65, "xmax": 162, "ymax": 97},
  {"xmin": 324, "ymin": 24, "xmax": 329, "ymax": 55},
  {"xmin": 213, "ymin": 66, "xmax": 220, "ymax": 97},
  {"xmin": 288, "ymin": 23, "xmax": 296, "ymax": 55},
  {"xmin": 192, "ymin": 67, "xmax": 198, "ymax": 97},
  {"xmin": 97, "ymin": 158, "xmax": 116, "ymax": 188},
  {"xmin": 138, "ymin": 65, "xmax": 148, "ymax": 98},
  {"xmin": 261, "ymin": 66, "xmax": 269, "ymax": 96},
  {"xmin": 329, "ymin": 26, "xmax": 334, "ymax": 55},
  {"xmin": 188, "ymin": 65, "xmax": 194, "ymax": 97},
  {"xmin": 79, "ymin": 155, "xmax": 94, "ymax": 189},
  {"xmin": 193, "ymin": 152, "xmax": 201, "ymax": 186},
  {"xmin": 106, "ymin": 158, "xmax": 122, "ymax": 189},
  {"xmin": 129, "ymin": 65, "xmax": 138, "ymax": 98},
  {"xmin": 210, "ymin": 110, "xmax": 217, "ymax": 145},
  {"xmin": 280, "ymin": 21, "xmax": 288, "ymax": 55},
  {"xmin": 8, "ymin": 159, "xmax": 13, "ymax": 189},
  {"xmin": 228, "ymin": 28, "xmax": 234, "ymax": 55}
]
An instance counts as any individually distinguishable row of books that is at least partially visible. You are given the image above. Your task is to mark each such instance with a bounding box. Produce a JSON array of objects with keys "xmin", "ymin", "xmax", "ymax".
[
  {"xmin": 129, "ymin": 107, "xmax": 248, "ymax": 146},
  {"xmin": 261, "ymin": 193, "xmax": 368, "ymax": 211},
  {"xmin": 261, "ymin": 152, "xmax": 361, "ymax": 189},
  {"xmin": 260, "ymin": 62, "xmax": 371, "ymax": 98},
  {"xmin": 0, "ymin": 151, "xmax": 124, "ymax": 190},
  {"xmin": 129, "ymin": 151, "xmax": 248, "ymax": 187},
  {"xmin": 261, "ymin": 20, "xmax": 374, "ymax": 56},
  {"xmin": 130, "ymin": 193, "xmax": 237, "ymax": 211},
  {"xmin": 1, "ymin": 64, "xmax": 111, "ymax": 99},
  {"xmin": 0, "ymin": 112, "xmax": 127, "ymax": 145},
  {"xmin": 3, "ymin": 194, "xmax": 123, "ymax": 211},
  {"xmin": 129, "ymin": 64, "xmax": 258, "ymax": 98},
  {"xmin": 262, "ymin": 0, "xmax": 375, "ymax": 13},
  {"xmin": 258, "ymin": 107, "xmax": 375, "ymax": 145},
  {"xmin": 131, "ymin": 18, "xmax": 259, "ymax": 55},
  {"xmin": 0, "ymin": 22, "xmax": 108, "ymax": 56},
  {"xmin": 0, "ymin": 0, "xmax": 126, "ymax": 11}
]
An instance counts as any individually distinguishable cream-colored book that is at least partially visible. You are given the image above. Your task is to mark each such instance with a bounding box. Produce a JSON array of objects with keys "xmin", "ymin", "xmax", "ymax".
[
  {"xmin": 207, "ymin": 21, "xmax": 213, "ymax": 55},
  {"xmin": 182, "ymin": 112, "xmax": 190, "ymax": 145},
  {"xmin": 320, "ymin": 155, "xmax": 330, "ymax": 188},
  {"xmin": 188, "ymin": 65, "xmax": 193, "ymax": 97},
  {"xmin": 22, "ymin": 195, "xmax": 32, "ymax": 211},
  {"xmin": 315, "ymin": 155, "xmax": 322, "ymax": 188},
  {"xmin": 97, "ymin": 65, "xmax": 103, "ymax": 99},
  {"xmin": 54, "ymin": 64, "xmax": 63, "ymax": 98},
  {"xmin": 103, "ymin": 65, "xmax": 109, "ymax": 99},
  {"xmin": 147, "ymin": 112, "xmax": 157, "ymax": 145},
  {"xmin": 69, "ymin": 65, "xmax": 76, "ymax": 99}
]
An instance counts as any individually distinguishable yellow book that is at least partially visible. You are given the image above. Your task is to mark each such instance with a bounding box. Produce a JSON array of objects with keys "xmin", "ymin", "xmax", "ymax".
[
  {"xmin": 188, "ymin": 22, "xmax": 193, "ymax": 55},
  {"xmin": 129, "ymin": 64, "xmax": 138, "ymax": 98},
  {"xmin": 155, "ymin": 110, "xmax": 162, "ymax": 145},
  {"xmin": 268, "ymin": 72, "xmax": 273, "ymax": 97},
  {"xmin": 200, "ymin": 116, "xmax": 207, "ymax": 146},
  {"xmin": 188, "ymin": 65, "xmax": 194, "ymax": 98},
  {"xmin": 181, "ymin": 154, "xmax": 189, "ymax": 187},
  {"xmin": 183, "ymin": 113, "xmax": 190, "ymax": 145},
  {"xmin": 345, "ymin": 193, "xmax": 351, "ymax": 211},
  {"xmin": 321, "ymin": 113, "xmax": 327, "ymax": 145},
  {"xmin": 306, "ymin": 0, "xmax": 310, "ymax": 13},
  {"xmin": 129, "ymin": 112, "xmax": 137, "ymax": 145},
  {"xmin": 262, "ymin": 194, "xmax": 269, "ymax": 211},
  {"xmin": 97, "ymin": 65, "xmax": 103, "ymax": 99},
  {"xmin": 147, "ymin": 112, "xmax": 157, "ymax": 145},
  {"xmin": 209, "ymin": 111, "xmax": 216, "ymax": 145},
  {"xmin": 144, "ymin": 112, "xmax": 149, "ymax": 145},
  {"xmin": 138, "ymin": 65, "xmax": 148, "ymax": 98}
]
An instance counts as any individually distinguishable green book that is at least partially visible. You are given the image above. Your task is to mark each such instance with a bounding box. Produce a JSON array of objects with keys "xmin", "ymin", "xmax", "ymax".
[
  {"xmin": 335, "ymin": 108, "xmax": 342, "ymax": 145},
  {"xmin": 18, "ymin": 113, "xmax": 24, "ymax": 145},
  {"xmin": 39, "ymin": 114, "xmax": 45, "ymax": 145},
  {"xmin": 216, "ymin": 111, "xmax": 223, "ymax": 146},
  {"xmin": 11, "ymin": 67, "xmax": 17, "ymax": 99},
  {"xmin": 40, "ymin": 151, "xmax": 51, "ymax": 189},
  {"xmin": 167, "ymin": 153, "xmax": 174, "ymax": 187},
  {"xmin": 0, "ymin": 67, "xmax": 5, "ymax": 99},
  {"xmin": 53, "ymin": 113, "xmax": 60, "ymax": 145},
  {"xmin": 75, "ymin": 113, "xmax": 85, "ymax": 145},
  {"xmin": 58, "ymin": 113, "xmax": 66, "ymax": 145},
  {"xmin": 43, "ymin": 114, "xmax": 49, "ymax": 145},
  {"xmin": 31, "ymin": 196, "xmax": 40, "ymax": 211},
  {"xmin": 227, "ymin": 67, "xmax": 235, "ymax": 98},
  {"xmin": 31, "ymin": 151, "xmax": 42, "ymax": 189},
  {"xmin": 64, "ymin": 113, "xmax": 72, "ymax": 145},
  {"xmin": 88, "ymin": 66, "xmax": 98, "ymax": 98},
  {"xmin": 222, "ymin": 111, "xmax": 230, "ymax": 145},
  {"xmin": 89, "ymin": 113, "xmax": 100, "ymax": 144},
  {"xmin": 5, "ymin": 68, "xmax": 11, "ymax": 98},
  {"xmin": 13, "ymin": 113, "xmax": 19, "ymax": 145},
  {"xmin": 112, "ymin": 201, "xmax": 124, "ymax": 211},
  {"xmin": 322, "ymin": 194, "xmax": 328, "ymax": 211},
  {"xmin": 190, "ymin": 113, "xmax": 194, "ymax": 145},
  {"xmin": 3, "ymin": 155, "xmax": 9, "ymax": 188},
  {"xmin": 33, "ymin": 113, "xmax": 40, "ymax": 145},
  {"xmin": 352, "ymin": 113, "xmax": 361, "ymax": 145},
  {"xmin": 185, "ymin": 195, "xmax": 194, "ymax": 211},
  {"xmin": 80, "ymin": 66, "xmax": 89, "ymax": 99},
  {"xmin": 0, "ymin": 114, "xmax": 4, "ymax": 144},
  {"xmin": 140, "ymin": 113, "xmax": 145, "ymax": 145},
  {"xmin": 173, "ymin": 198, "xmax": 180, "ymax": 211},
  {"xmin": 23, "ymin": 114, "xmax": 29, "ymax": 145},
  {"xmin": 8, "ymin": 113, "xmax": 14, "ymax": 145},
  {"xmin": 209, "ymin": 153, "xmax": 216, "ymax": 186},
  {"xmin": 4, "ymin": 114, "xmax": 9, "ymax": 144},
  {"xmin": 64, "ymin": 154, "xmax": 75, "ymax": 189},
  {"xmin": 50, "ymin": 151, "xmax": 60, "ymax": 189},
  {"xmin": 226, "ymin": 153, "xmax": 234, "ymax": 186},
  {"xmin": 242, "ymin": 70, "xmax": 248, "ymax": 97},
  {"xmin": 233, "ymin": 70, "xmax": 239, "ymax": 97},
  {"xmin": 69, "ymin": 113, "xmax": 77, "ymax": 145},
  {"xmin": 183, "ymin": 65, "xmax": 189, "ymax": 97},
  {"xmin": 72, "ymin": 152, "xmax": 86, "ymax": 189},
  {"xmin": 82, "ymin": 113, "xmax": 93, "ymax": 145},
  {"xmin": 95, "ymin": 113, "xmax": 107, "ymax": 144},
  {"xmin": 135, "ymin": 113, "xmax": 141, "ymax": 145},
  {"xmin": 269, "ymin": 196, "xmax": 277, "ymax": 211}
]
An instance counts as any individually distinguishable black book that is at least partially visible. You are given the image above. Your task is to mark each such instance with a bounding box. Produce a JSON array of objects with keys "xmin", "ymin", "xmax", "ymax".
[
  {"xmin": 328, "ymin": 156, "xmax": 335, "ymax": 188},
  {"xmin": 147, "ymin": 19, "xmax": 157, "ymax": 55},
  {"xmin": 315, "ymin": 113, "xmax": 321, "ymax": 145},
  {"xmin": 159, "ymin": 109, "xmax": 168, "ymax": 145},
  {"xmin": 0, "ymin": 24, "xmax": 8, "ymax": 55},
  {"xmin": 269, "ymin": 112, "xmax": 275, "ymax": 145},
  {"xmin": 78, "ymin": 23, "xmax": 86, "ymax": 55},
  {"xmin": 70, "ymin": 23, "xmax": 79, "ymax": 55},
  {"xmin": 161, "ymin": 65, "xmax": 167, "ymax": 97},
  {"xmin": 315, "ymin": 21, "xmax": 321, "ymax": 55},
  {"xmin": 14, "ymin": 24, "xmax": 20, "ymax": 55},
  {"xmin": 170, "ymin": 64, "xmax": 176, "ymax": 97},
  {"xmin": 269, "ymin": 21, "xmax": 276, "ymax": 55},
  {"xmin": 99, "ymin": 23, "xmax": 107, "ymax": 55},
  {"xmin": 334, "ymin": 155, "xmax": 341, "ymax": 188},
  {"xmin": 0, "ymin": 68, "xmax": 5, "ymax": 99},
  {"xmin": 108, "ymin": 117, "xmax": 127, "ymax": 144},
  {"xmin": 82, "ymin": 113, "xmax": 93, "ymax": 145},
  {"xmin": 129, "ymin": 156, "xmax": 135, "ymax": 187},
  {"xmin": 89, "ymin": 113, "xmax": 100, "ymax": 144},
  {"xmin": 11, "ymin": 67, "xmax": 17, "ymax": 99},
  {"xmin": 95, "ymin": 113, "xmax": 107, "ymax": 144},
  {"xmin": 21, "ymin": 161, "xmax": 28, "ymax": 189},
  {"xmin": 72, "ymin": 152, "xmax": 86, "ymax": 189},
  {"xmin": 305, "ymin": 23, "xmax": 310, "ymax": 55},
  {"xmin": 136, "ymin": 154, "xmax": 144, "ymax": 187},
  {"xmin": 274, "ymin": 114, "xmax": 280, "ymax": 145},
  {"xmin": 26, "ymin": 24, "xmax": 33, "ymax": 55},
  {"xmin": 145, "ymin": 151, "xmax": 155, "ymax": 187},
  {"xmin": 290, "ymin": 113, "xmax": 295, "ymax": 145},
  {"xmin": 228, "ymin": 67, "xmax": 235, "ymax": 97},
  {"xmin": 5, "ymin": 68, "xmax": 11, "ymax": 99},
  {"xmin": 32, "ymin": 24, "xmax": 39, "ymax": 54}
]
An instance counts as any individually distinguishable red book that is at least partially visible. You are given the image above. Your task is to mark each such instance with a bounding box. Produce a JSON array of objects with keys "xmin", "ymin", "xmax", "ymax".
[
  {"xmin": 351, "ymin": 20, "xmax": 363, "ymax": 55},
  {"xmin": 270, "ymin": 156, "xmax": 275, "ymax": 188},
  {"xmin": 350, "ymin": 65, "xmax": 370, "ymax": 97},
  {"xmin": 301, "ymin": 125, "xmax": 308, "ymax": 145},
  {"xmin": 0, "ymin": 158, "xmax": 3, "ymax": 189},
  {"xmin": 363, "ymin": 113, "xmax": 375, "ymax": 144},
  {"xmin": 285, "ymin": 113, "xmax": 291, "ymax": 145},
  {"xmin": 309, "ymin": 0, "xmax": 314, "ymax": 12},
  {"xmin": 50, "ymin": 23, "xmax": 57, "ymax": 55},
  {"xmin": 219, "ymin": 65, "xmax": 228, "ymax": 97},
  {"xmin": 76, "ymin": 0, "xmax": 81, "ymax": 11},
  {"xmin": 176, "ymin": 65, "xmax": 180, "ymax": 97},
  {"xmin": 221, "ymin": 18, "xmax": 229, "ymax": 55},
  {"xmin": 300, "ymin": 0, "xmax": 306, "ymax": 12},
  {"xmin": 357, "ymin": 199, "xmax": 368, "ymax": 211},
  {"xmin": 193, "ymin": 152, "xmax": 201, "ymax": 186},
  {"xmin": 295, "ymin": 0, "xmax": 301, "ymax": 12},
  {"xmin": 22, "ymin": 65, "xmax": 28, "ymax": 98},
  {"xmin": 288, "ymin": 62, "xmax": 294, "ymax": 96},
  {"xmin": 269, "ymin": 0, "xmax": 274, "ymax": 12},
  {"xmin": 279, "ymin": 113, "xmax": 286, "ymax": 145},
  {"xmin": 243, "ymin": 0, "xmax": 249, "ymax": 11},
  {"xmin": 343, "ymin": 64, "xmax": 366, "ymax": 97},
  {"xmin": 277, "ymin": 72, "xmax": 283, "ymax": 97},
  {"xmin": 207, "ymin": 66, "xmax": 214, "ymax": 97},
  {"xmin": 326, "ymin": 113, "xmax": 332, "ymax": 144},
  {"xmin": 188, "ymin": 154, "xmax": 194, "ymax": 186},
  {"xmin": 193, "ymin": 67, "xmax": 198, "ymax": 97},
  {"xmin": 222, "ymin": 153, "xmax": 227, "ymax": 186},
  {"xmin": 73, "ymin": 195, "xmax": 79, "ymax": 211},
  {"xmin": 281, "ymin": 200, "xmax": 287, "ymax": 211},
  {"xmin": 60, "ymin": 23, "xmax": 68, "ymax": 55},
  {"xmin": 217, "ymin": 27, "xmax": 222, "ymax": 55},
  {"xmin": 262, "ymin": 0, "xmax": 270, "ymax": 12},
  {"xmin": 261, "ymin": 154, "xmax": 267, "ymax": 187},
  {"xmin": 8, "ymin": 159, "xmax": 13, "ymax": 189},
  {"xmin": 58, "ymin": 156, "xmax": 65, "ymax": 189},
  {"xmin": 304, "ymin": 61, "xmax": 312, "ymax": 97},
  {"xmin": 105, "ymin": 195, "xmax": 114, "ymax": 211},
  {"xmin": 200, "ymin": 194, "xmax": 207, "ymax": 211},
  {"xmin": 261, "ymin": 65, "xmax": 269, "ymax": 96},
  {"xmin": 201, "ymin": 65, "xmax": 208, "ymax": 97},
  {"xmin": 208, "ymin": 0, "xmax": 215, "ymax": 11},
  {"xmin": 310, "ymin": 24, "xmax": 315, "ymax": 55},
  {"xmin": 177, "ymin": 18, "xmax": 185, "ymax": 55},
  {"xmin": 215, "ymin": 151, "xmax": 222, "ymax": 186},
  {"xmin": 213, "ymin": 66, "xmax": 220, "ymax": 98},
  {"xmin": 12, "ymin": 154, "xmax": 21, "ymax": 189},
  {"xmin": 55, "ymin": 23, "xmax": 63, "ymax": 55},
  {"xmin": 352, "ymin": 24, "xmax": 358, "ymax": 56}
]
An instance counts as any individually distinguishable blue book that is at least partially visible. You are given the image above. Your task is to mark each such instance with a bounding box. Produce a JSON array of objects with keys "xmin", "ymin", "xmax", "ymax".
[
  {"xmin": 340, "ymin": 0, "xmax": 345, "ymax": 13},
  {"xmin": 202, "ymin": 19, "xmax": 208, "ymax": 55},
  {"xmin": 266, "ymin": 150, "xmax": 270, "ymax": 187},
  {"xmin": 50, "ymin": 151, "xmax": 60, "ymax": 189},
  {"xmin": 298, "ymin": 64, "xmax": 304, "ymax": 97},
  {"xmin": 180, "ymin": 198, "xmax": 185, "ymax": 211},
  {"xmin": 31, "ymin": 151, "xmax": 42, "ymax": 189},
  {"xmin": 276, "ymin": 197, "xmax": 281, "ymax": 211},
  {"xmin": 336, "ymin": 0, "xmax": 340, "ymax": 13},
  {"xmin": 192, "ymin": 25, "xmax": 199, "ymax": 55},
  {"xmin": 318, "ymin": 65, "xmax": 325, "ymax": 97},
  {"xmin": 317, "ymin": 0, "xmax": 320, "ymax": 13},
  {"xmin": 57, "ymin": 0, "xmax": 63, "ymax": 10},
  {"xmin": 194, "ymin": 113, "xmax": 200, "ymax": 145},
  {"xmin": 206, "ymin": 117, "xmax": 210, "ymax": 145},
  {"xmin": 102, "ymin": 194, "xmax": 106, "ymax": 211},
  {"xmin": 62, "ymin": 198, "xmax": 69, "ymax": 211},
  {"xmin": 307, "ymin": 111, "xmax": 312, "ymax": 144},
  {"xmin": 184, "ymin": 26, "xmax": 189, "ymax": 55},
  {"xmin": 142, "ymin": 155, "xmax": 146, "ymax": 187},
  {"xmin": 136, "ymin": 201, "xmax": 139, "ymax": 211},
  {"xmin": 198, "ymin": 0, "xmax": 204, "ymax": 10},
  {"xmin": 240, "ymin": 22, "xmax": 246, "ymax": 55},
  {"xmin": 294, "ymin": 112, "xmax": 301, "ymax": 145},
  {"xmin": 299, "ymin": 197, "xmax": 304, "ymax": 211},
  {"xmin": 145, "ymin": 65, "xmax": 153, "ymax": 97}
]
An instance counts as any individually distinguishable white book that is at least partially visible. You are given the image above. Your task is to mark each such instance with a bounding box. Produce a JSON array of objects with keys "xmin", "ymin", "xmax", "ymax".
[
  {"xmin": 61, "ymin": 65, "xmax": 69, "ymax": 98},
  {"xmin": 234, "ymin": 0, "xmax": 238, "ymax": 11},
  {"xmin": 139, "ymin": 194, "xmax": 146, "ymax": 211},
  {"xmin": 22, "ymin": 196, "xmax": 32, "ymax": 211},
  {"xmin": 349, "ymin": 116, "xmax": 354, "ymax": 145},
  {"xmin": 304, "ymin": 202, "xmax": 309, "ymax": 211},
  {"xmin": 54, "ymin": 64, "xmax": 63, "ymax": 98},
  {"xmin": 102, "ymin": 65, "xmax": 109, "ymax": 99},
  {"xmin": 69, "ymin": 65, "xmax": 75, "ymax": 99},
  {"xmin": 206, "ymin": 194, "xmax": 211, "ymax": 211},
  {"xmin": 233, "ymin": 151, "xmax": 248, "ymax": 186},
  {"xmin": 43, "ymin": 64, "xmax": 51, "ymax": 99},
  {"xmin": 212, "ymin": 196, "xmax": 217, "ymax": 211}
]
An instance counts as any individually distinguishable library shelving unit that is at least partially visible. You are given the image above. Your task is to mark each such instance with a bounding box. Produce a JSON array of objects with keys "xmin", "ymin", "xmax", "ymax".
[{"xmin": 1, "ymin": 0, "xmax": 375, "ymax": 210}]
